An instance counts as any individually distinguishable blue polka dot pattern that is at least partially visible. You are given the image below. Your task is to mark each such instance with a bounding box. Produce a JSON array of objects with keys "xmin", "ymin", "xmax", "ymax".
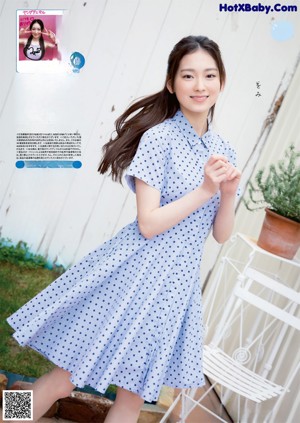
[{"xmin": 7, "ymin": 110, "xmax": 238, "ymax": 403}]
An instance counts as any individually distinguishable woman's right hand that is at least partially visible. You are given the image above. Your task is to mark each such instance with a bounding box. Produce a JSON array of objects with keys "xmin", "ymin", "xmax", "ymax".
[
  {"xmin": 202, "ymin": 155, "xmax": 229, "ymax": 196},
  {"xmin": 20, "ymin": 25, "xmax": 30, "ymax": 34}
]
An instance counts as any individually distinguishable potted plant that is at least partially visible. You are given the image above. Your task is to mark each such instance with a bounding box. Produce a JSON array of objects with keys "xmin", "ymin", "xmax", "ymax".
[{"xmin": 244, "ymin": 144, "xmax": 300, "ymax": 259}]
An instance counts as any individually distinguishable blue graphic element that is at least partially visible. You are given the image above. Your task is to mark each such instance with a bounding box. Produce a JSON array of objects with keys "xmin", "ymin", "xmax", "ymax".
[
  {"xmin": 70, "ymin": 52, "xmax": 86, "ymax": 73},
  {"xmin": 15, "ymin": 161, "xmax": 82, "ymax": 168},
  {"xmin": 271, "ymin": 21, "xmax": 294, "ymax": 41},
  {"xmin": 72, "ymin": 161, "xmax": 82, "ymax": 168},
  {"xmin": 15, "ymin": 161, "xmax": 25, "ymax": 168}
]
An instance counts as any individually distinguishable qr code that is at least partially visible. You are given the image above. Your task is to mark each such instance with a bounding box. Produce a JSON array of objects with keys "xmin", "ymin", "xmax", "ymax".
[{"xmin": 2, "ymin": 390, "xmax": 33, "ymax": 421}]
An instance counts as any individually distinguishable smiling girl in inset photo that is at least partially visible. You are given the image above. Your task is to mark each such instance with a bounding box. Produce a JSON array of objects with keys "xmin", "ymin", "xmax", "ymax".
[{"xmin": 19, "ymin": 19, "xmax": 58, "ymax": 61}]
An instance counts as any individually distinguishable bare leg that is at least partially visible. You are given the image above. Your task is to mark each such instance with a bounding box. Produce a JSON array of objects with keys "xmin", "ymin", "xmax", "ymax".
[
  {"xmin": 104, "ymin": 386, "xmax": 144, "ymax": 423},
  {"xmin": 31, "ymin": 366, "xmax": 76, "ymax": 422}
]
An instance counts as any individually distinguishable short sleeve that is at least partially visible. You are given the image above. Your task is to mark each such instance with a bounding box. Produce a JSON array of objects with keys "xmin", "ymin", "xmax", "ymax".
[{"xmin": 125, "ymin": 130, "xmax": 166, "ymax": 193}]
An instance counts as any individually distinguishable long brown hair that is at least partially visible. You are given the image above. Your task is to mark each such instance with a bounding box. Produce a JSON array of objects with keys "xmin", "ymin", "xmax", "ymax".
[{"xmin": 98, "ymin": 35, "xmax": 226, "ymax": 183}]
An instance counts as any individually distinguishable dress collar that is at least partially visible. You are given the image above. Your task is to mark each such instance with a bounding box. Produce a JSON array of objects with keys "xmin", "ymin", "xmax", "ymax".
[{"xmin": 171, "ymin": 109, "xmax": 214, "ymax": 149}]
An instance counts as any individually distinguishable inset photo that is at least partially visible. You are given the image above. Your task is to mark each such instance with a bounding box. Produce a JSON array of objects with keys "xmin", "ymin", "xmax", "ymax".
[{"xmin": 17, "ymin": 9, "xmax": 64, "ymax": 73}]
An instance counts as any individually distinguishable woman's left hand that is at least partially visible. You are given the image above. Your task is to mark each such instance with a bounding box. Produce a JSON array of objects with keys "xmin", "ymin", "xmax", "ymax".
[
  {"xmin": 43, "ymin": 28, "xmax": 57, "ymax": 43},
  {"xmin": 220, "ymin": 163, "xmax": 241, "ymax": 195}
]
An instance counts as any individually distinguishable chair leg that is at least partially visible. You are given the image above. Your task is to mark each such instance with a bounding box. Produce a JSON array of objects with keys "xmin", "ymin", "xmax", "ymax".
[
  {"xmin": 159, "ymin": 389, "xmax": 183, "ymax": 423},
  {"xmin": 180, "ymin": 383, "xmax": 229, "ymax": 423}
]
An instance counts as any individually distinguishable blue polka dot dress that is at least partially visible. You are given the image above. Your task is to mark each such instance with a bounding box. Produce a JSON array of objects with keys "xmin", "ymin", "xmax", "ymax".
[{"xmin": 7, "ymin": 110, "xmax": 238, "ymax": 403}]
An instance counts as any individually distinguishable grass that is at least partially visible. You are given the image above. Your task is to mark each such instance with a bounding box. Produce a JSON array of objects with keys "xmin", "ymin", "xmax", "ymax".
[{"xmin": 0, "ymin": 261, "xmax": 59, "ymax": 377}]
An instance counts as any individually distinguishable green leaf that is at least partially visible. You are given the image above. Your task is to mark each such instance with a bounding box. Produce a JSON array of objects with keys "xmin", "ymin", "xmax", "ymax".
[{"xmin": 243, "ymin": 144, "xmax": 300, "ymax": 222}]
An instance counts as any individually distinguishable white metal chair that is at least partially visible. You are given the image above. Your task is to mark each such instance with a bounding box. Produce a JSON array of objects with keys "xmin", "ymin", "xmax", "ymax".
[{"xmin": 160, "ymin": 265, "xmax": 300, "ymax": 423}]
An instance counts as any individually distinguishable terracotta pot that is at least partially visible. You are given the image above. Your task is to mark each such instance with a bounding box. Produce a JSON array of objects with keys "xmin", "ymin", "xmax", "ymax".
[{"xmin": 257, "ymin": 208, "xmax": 300, "ymax": 259}]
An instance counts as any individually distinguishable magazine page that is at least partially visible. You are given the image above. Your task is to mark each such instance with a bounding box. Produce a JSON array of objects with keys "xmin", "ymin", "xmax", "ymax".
[{"xmin": 0, "ymin": 1, "xmax": 299, "ymax": 422}]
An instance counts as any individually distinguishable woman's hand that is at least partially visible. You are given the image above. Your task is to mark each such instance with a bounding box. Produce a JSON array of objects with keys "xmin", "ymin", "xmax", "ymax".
[
  {"xmin": 220, "ymin": 163, "xmax": 241, "ymax": 196},
  {"xmin": 212, "ymin": 161, "xmax": 241, "ymax": 243},
  {"xmin": 202, "ymin": 155, "xmax": 229, "ymax": 196},
  {"xmin": 19, "ymin": 25, "xmax": 30, "ymax": 34},
  {"xmin": 42, "ymin": 27, "xmax": 57, "ymax": 44}
]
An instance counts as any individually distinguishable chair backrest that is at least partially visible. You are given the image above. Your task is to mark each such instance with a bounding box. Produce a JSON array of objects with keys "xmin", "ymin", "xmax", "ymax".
[{"xmin": 234, "ymin": 267, "xmax": 300, "ymax": 331}]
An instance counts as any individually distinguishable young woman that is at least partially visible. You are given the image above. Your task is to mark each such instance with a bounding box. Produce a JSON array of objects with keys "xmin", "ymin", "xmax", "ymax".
[
  {"xmin": 19, "ymin": 19, "xmax": 57, "ymax": 60},
  {"xmin": 7, "ymin": 35, "xmax": 241, "ymax": 423}
]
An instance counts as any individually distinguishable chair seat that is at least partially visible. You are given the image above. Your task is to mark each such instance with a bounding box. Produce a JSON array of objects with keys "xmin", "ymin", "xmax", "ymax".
[{"xmin": 203, "ymin": 345, "xmax": 286, "ymax": 403}]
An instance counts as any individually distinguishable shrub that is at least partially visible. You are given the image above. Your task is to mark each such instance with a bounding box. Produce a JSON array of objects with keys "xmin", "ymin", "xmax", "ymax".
[{"xmin": 243, "ymin": 144, "xmax": 300, "ymax": 223}]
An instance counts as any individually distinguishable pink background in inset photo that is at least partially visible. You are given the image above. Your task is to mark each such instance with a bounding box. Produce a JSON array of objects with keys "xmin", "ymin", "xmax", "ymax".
[{"xmin": 19, "ymin": 14, "xmax": 62, "ymax": 61}]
